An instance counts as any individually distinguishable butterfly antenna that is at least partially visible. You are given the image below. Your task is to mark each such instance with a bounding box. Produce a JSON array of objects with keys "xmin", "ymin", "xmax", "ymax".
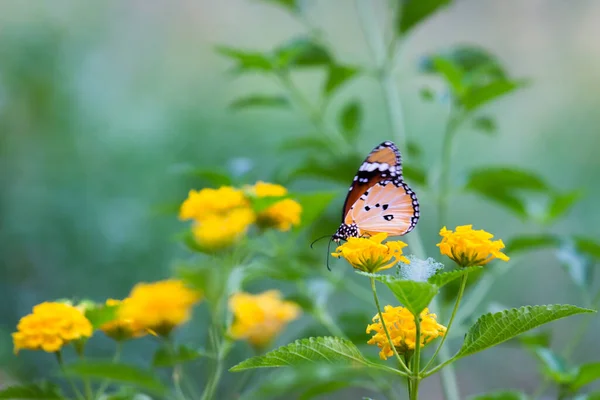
[
  {"xmin": 310, "ymin": 234, "xmax": 330, "ymax": 249},
  {"xmin": 326, "ymin": 238, "xmax": 333, "ymax": 271}
]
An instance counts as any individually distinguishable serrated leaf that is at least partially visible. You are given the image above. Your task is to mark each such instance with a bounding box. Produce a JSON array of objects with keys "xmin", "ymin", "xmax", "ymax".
[
  {"xmin": 505, "ymin": 234, "xmax": 559, "ymax": 254},
  {"xmin": 428, "ymin": 266, "xmax": 482, "ymax": 288},
  {"xmin": 572, "ymin": 362, "xmax": 600, "ymax": 391},
  {"xmin": 396, "ymin": 0, "xmax": 452, "ymax": 34},
  {"xmin": 230, "ymin": 337, "xmax": 371, "ymax": 371},
  {"xmin": 544, "ymin": 190, "xmax": 583, "ymax": 223},
  {"xmin": 472, "ymin": 116, "xmax": 497, "ymax": 134},
  {"xmin": 339, "ymin": 101, "xmax": 361, "ymax": 142},
  {"xmin": 215, "ymin": 46, "xmax": 273, "ymax": 72},
  {"xmin": 85, "ymin": 303, "xmax": 118, "ymax": 330},
  {"xmin": 325, "ymin": 64, "xmax": 359, "ymax": 95},
  {"xmin": 0, "ymin": 383, "xmax": 63, "ymax": 400},
  {"xmin": 152, "ymin": 345, "xmax": 203, "ymax": 367},
  {"xmin": 375, "ymin": 276, "xmax": 438, "ymax": 315},
  {"xmin": 229, "ymin": 95, "xmax": 289, "ymax": 110},
  {"xmin": 469, "ymin": 391, "xmax": 529, "ymax": 400},
  {"xmin": 457, "ymin": 305, "xmax": 595, "ymax": 359},
  {"xmin": 462, "ymin": 80, "xmax": 522, "ymax": 111},
  {"xmin": 63, "ymin": 362, "xmax": 167, "ymax": 395}
]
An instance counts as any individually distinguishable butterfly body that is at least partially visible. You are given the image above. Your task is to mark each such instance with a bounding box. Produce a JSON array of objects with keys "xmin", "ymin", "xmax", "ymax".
[{"xmin": 331, "ymin": 141, "xmax": 419, "ymax": 243}]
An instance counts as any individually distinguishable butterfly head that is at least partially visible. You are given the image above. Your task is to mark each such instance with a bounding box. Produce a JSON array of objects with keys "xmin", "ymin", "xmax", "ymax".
[{"xmin": 331, "ymin": 223, "xmax": 359, "ymax": 243}]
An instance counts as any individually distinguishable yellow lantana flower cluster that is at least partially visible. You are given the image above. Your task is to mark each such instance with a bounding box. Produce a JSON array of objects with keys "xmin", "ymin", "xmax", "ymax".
[
  {"xmin": 437, "ymin": 225, "xmax": 510, "ymax": 267},
  {"xmin": 366, "ymin": 306, "xmax": 446, "ymax": 360},
  {"xmin": 12, "ymin": 302, "xmax": 93, "ymax": 354},
  {"xmin": 331, "ymin": 233, "xmax": 409, "ymax": 273},
  {"xmin": 228, "ymin": 290, "xmax": 301, "ymax": 348},
  {"xmin": 99, "ymin": 299, "xmax": 146, "ymax": 341},
  {"xmin": 119, "ymin": 279, "xmax": 201, "ymax": 337},
  {"xmin": 179, "ymin": 181, "xmax": 302, "ymax": 250}
]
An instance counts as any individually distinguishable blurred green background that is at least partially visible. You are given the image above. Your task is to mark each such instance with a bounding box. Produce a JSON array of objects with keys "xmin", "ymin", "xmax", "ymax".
[{"xmin": 1, "ymin": 0, "xmax": 600, "ymax": 398}]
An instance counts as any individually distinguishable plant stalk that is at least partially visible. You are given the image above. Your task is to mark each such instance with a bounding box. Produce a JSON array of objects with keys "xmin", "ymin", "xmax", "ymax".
[
  {"xmin": 370, "ymin": 277, "xmax": 411, "ymax": 374},
  {"xmin": 411, "ymin": 313, "xmax": 422, "ymax": 400},
  {"xmin": 422, "ymin": 273, "xmax": 469, "ymax": 373}
]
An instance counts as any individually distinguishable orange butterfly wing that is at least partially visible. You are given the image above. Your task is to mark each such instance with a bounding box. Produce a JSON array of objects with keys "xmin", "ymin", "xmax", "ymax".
[
  {"xmin": 345, "ymin": 180, "xmax": 419, "ymax": 236},
  {"xmin": 341, "ymin": 141, "xmax": 403, "ymax": 220},
  {"xmin": 335, "ymin": 141, "xmax": 419, "ymax": 240}
]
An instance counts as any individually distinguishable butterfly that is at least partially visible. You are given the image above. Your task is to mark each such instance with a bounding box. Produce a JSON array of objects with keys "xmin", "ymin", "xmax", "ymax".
[{"xmin": 331, "ymin": 141, "xmax": 420, "ymax": 243}]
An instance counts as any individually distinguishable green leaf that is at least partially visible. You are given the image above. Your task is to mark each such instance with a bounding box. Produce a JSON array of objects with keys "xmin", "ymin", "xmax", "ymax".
[
  {"xmin": 229, "ymin": 95, "xmax": 289, "ymax": 110},
  {"xmin": 375, "ymin": 276, "xmax": 438, "ymax": 316},
  {"xmin": 396, "ymin": 0, "xmax": 452, "ymax": 34},
  {"xmin": 84, "ymin": 303, "xmax": 118, "ymax": 330},
  {"xmin": 324, "ymin": 64, "xmax": 359, "ymax": 95},
  {"xmin": 469, "ymin": 391, "xmax": 530, "ymax": 400},
  {"xmin": 428, "ymin": 266, "xmax": 482, "ymax": 288},
  {"xmin": 466, "ymin": 167, "xmax": 549, "ymax": 192},
  {"xmin": 517, "ymin": 331, "xmax": 551, "ymax": 348},
  {"xmin": 249, "ymin": 195, "xmax": 286, "ymax": 213},
  {"xmin": 215, "ymin": 46, "xmax": 273, "ymax": 72},
  {"xmin": 472, "ymin": 116, "xmax": 497, "ymax": 134},
  {"xmin": 403, "ymin": 165, "xmax": 427, "ymax": 187},
  {"xmin": 274, "ymin": 37, "xmax": 331, "ymax": 68},
  {"xmin": 0, "ymin": 383, "xmax": 63, "ymax": 400},
  {"xmin": 505, "ymin": 234, "xmax": 559, "ymax": 254},
  {"xmin": 176, "ymin": 261, "xmax": 227, "ymax": 304},
  {"xmin": 292, "ymin": 191, "xmax": 337, "ymax": 229},
  {"xmin": 419, "ymin": 87, "xmax": 435, "ymax": 101},
  {"xmin": 63, "ymin": 362, "xmax": 167, "ymax": 395},
  {"xmin": 572, "ymin": 362, "xmax": 600, "ymax": 391},
  {"xmin": 544, "ymin": 190, "xmax": 583, "ymax": 223},
  {"xmin": 465, "ymin": 167, "xmax": 550, "ymax": 218},
  {"xmin": 573, "ymin": 236, "xmax": 600, "ymax": 259},
  {"xmin": 230, "ymin": 337, "xmax": 371, "ymax": 371},
  {"xmin": 339, "ymin": 101, "xmax": 361, "ymax": 142},
  {"xmin": 186, "ymin": 168, "xmax": 233, "ymax": 187},
  {"xmin": 152, "ymin": 345, "xmax": 203, "ymax": 367},
  {"xmin": 406, "ymin": 140, "xmax": 423, "ymax": 159},
  {"xmin": 431, "ymin": 57, "xmax": 465, "ymax": 95},
  {"xmin": 556, "ymin": 240, "xmax": 592, "ymax": 289},
  {"xmin": 462, "ymin": 80, "xmax": 522, "ymax": 111},
  {"xmin": 247, "ymin": 365, "xmax": 375, "ymax": 399},
  {"xmin": 575, "ymin": 393, "xmax": 600, "ymax": 400},
  {"xmin": 456, "ymin": 305, "xmax": 595, "ymax": 359},
  {"xmin": 534, "ymin": 347, "xmax": 576, "ymax": 384},
  {"xmin": 261, "ymin": 0, "xmax": 298, "ymax": 12}
]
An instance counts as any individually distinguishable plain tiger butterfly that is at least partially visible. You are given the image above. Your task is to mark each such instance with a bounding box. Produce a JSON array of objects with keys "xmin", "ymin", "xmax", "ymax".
[{"xmin": 331, "ymin": 140, "xmax": 420, "ymax": 243}]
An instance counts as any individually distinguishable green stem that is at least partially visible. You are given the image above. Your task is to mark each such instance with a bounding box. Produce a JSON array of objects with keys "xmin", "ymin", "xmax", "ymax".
[
  {"xmin": 200, "ymin": 338, "xmax": 231, "ymax": 400},
  {"xmin": 437, "ymin": 112, "xmax": 463, "ymax": 228},
  {"xmin": 55, "ymin": 351, "xmax": 85, "ymax": 400},
  {"xmin": 411, "ymin": 314, "xmax": 421, "ymax": 400},
  {"xmin": 422, "ymin": 273, "xmax": 469, "ymax": 373},
  {"xmin": 370, "ymin": 277, "xmax": 411, "ymax": 374}
]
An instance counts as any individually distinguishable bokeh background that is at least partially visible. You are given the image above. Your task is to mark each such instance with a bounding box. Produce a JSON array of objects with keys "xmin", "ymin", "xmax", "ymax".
[{"xmin": 2, "ymin": 0, "xmax": 600, "ymax": 398}]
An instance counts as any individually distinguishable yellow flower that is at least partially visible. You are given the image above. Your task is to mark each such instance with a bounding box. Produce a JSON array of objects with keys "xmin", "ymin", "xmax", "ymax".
[
  {"xmin": 12, "ymin": 302, "xmax": 93, "ymax": 354},
  {"xmin": 119, "ymin": 279, "xmax": 201, "ymax": 337},
  {"xmin": 437, "ymin": 225, "xmax": 510, "ymax": 267},
  {"xmin": 100, "ymin": 299, "xmax": 146, "ymax": 341},
  {"xmin": 229, "ymin": 290, "xmax": 301, "ymax": 348},
  {"xmin": 331, "ymin": 233, "xmax": 409, "ymax": 273},
  {"xmin": 248, "ymin": 181, "xmax": 288, "ymax": 197},
  {"xmin": 179, "ymin": 186, "xmax": 248, "ymax": 222},
  {"xmin": 257, "ymin": 199, "xmax": 302, "ymax": 231},
  {"xmin": 192, "ymin": 207, "xmax": 255, "ymax": 250},
  {"xmin": 366, "ymin": 306, "xmax": 446, "ymax": 360}
]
